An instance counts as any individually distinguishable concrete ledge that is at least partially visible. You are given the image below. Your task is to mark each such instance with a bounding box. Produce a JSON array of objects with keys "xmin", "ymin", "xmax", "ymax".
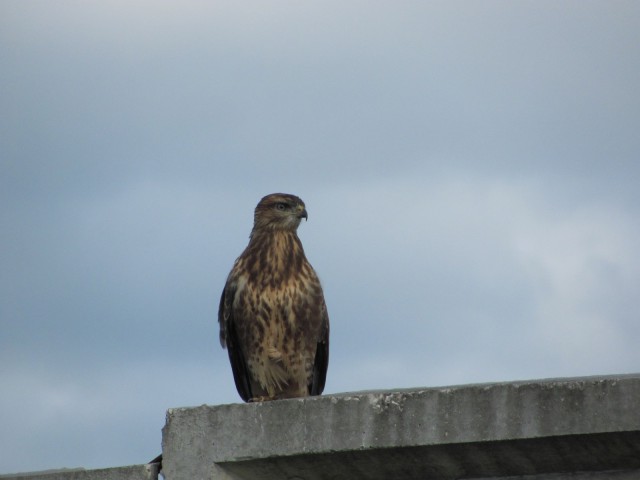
[
  {"xmin": 162, "ymin": 374, "xmax": 640, "ymax": 479},
  {"xmin": 0, "ymin": 464, "xmax": 159, "ymax": 480}
]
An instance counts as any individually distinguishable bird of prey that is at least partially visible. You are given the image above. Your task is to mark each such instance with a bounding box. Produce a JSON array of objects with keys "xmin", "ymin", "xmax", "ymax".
[{"xmin": 218, "ymin": 193, "xmax": 330, "ymax": 402}]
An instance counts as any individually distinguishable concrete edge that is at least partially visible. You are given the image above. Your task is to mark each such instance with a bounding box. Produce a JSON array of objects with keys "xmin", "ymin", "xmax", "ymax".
[{"xmin": 0, "ymin": 464, "xmax": 159, "ymax": 480}]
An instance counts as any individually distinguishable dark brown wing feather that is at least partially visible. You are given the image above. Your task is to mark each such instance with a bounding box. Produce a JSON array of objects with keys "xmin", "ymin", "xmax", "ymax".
[
  {"xmin": 218, "ymin": 286, "xmax": 252, "ymax": 402},
  {"xmin": 309, "ymin": 306, "xmax": 330, "ymax": 395}
]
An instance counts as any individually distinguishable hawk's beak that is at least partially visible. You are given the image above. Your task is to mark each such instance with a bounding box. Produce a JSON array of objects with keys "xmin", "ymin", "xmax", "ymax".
[{"xmin": 299, "ymin": 208, "xmax": 308, "ymax": 221}]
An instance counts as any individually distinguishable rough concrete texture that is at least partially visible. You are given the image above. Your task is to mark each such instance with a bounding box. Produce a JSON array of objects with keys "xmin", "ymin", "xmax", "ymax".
[
  {"xmin": 162, "ymin": 374, "xmax": 640, "ymax": 480},
  {"xmin": 476, "ymin": 472, "xmax": 640, "ymax": 480},
  {"xmin": 0, "ymin": 464, "xmax": 158, "ymax": 480}
]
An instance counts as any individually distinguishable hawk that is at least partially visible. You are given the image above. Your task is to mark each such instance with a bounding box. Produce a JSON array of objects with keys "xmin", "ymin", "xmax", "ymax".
[{"xmin": 218, "ymin": 193, "xmax": 330, "ymax": 402}]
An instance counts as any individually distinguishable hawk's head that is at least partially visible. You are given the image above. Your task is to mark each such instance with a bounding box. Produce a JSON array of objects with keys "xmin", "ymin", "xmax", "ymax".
[{"xmin": 252, "ymin": 193, "xmax": 308, "ymax": 233}]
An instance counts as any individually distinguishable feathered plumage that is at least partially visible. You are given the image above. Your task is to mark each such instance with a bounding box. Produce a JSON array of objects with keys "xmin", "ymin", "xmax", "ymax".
[{"xmin": 219, "ymin": 193, "xmax": 329, "ymax": 402}]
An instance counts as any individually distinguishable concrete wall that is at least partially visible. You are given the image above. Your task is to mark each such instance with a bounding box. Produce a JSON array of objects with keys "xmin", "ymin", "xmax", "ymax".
[
  {"xmin": 162, "ymin": 374, "xmax": 640, "ymax": 479},
  {"xmin": 4, "ymin": 374, "xmax": 640, "ymax": 480},
  {"xmin": 0, "ymin": 465, "xmax": 158, "ymax": 480}
]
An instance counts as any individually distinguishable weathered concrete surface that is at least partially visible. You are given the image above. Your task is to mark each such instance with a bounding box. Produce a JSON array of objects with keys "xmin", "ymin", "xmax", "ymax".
[
  {"xmin": 476, "ymin": 472, "xmax": 640, "ymax": 480},
  {"xmin": 0, "ymin": 464, "xmax": 158, "ymax": 480},
  {"xmin": 162, "ymin": 374, "xmax": 640, "ymax": 480}
]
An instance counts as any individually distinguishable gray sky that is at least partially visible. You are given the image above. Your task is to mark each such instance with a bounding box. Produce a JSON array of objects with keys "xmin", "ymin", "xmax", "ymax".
[{"xmin": 1, "ymin": 0, "xmax": 639, "ymax": 474}]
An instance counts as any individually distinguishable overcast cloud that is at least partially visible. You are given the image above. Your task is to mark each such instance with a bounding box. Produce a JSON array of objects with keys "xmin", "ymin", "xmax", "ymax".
[{"xmin": 1, "ymin": 1, "xmax": 639, "ymax": 474}]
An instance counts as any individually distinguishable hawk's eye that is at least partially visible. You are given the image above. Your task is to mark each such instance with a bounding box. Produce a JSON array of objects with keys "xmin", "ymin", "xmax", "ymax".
[{"xmin": 275, "ymin": 203, "xmax": 288, "ymax": 211}]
